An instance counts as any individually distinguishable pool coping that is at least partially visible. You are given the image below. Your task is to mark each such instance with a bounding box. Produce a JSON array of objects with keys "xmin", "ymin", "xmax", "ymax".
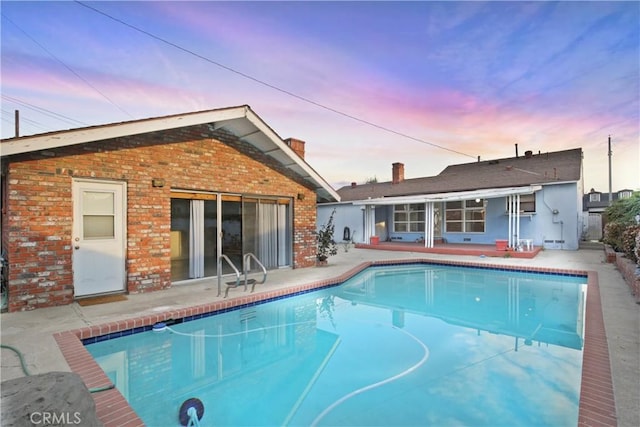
[{"xmin": 52, "ymin": 258, "xmax": 616, "ymax": 427}]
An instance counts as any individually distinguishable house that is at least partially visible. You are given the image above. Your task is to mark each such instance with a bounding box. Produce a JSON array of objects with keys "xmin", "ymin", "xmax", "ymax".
[
  {"xmin": 0, "ymin": 105, "xmax": 339, "ymax": 312},
  {"xmin": 583, "ymin": 188, "xmax": 635, "ymax": 213},
  {"xmin": 582, "ymin": 188, "xmax": 636, "ymax": 240},
  {"xmin": 318, "ymin": 148, "xmax": 584, "ymax": 252}
]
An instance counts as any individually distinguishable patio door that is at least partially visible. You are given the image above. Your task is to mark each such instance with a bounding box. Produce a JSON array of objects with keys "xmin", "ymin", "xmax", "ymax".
[
  {"xmin": 72, "ymin": 179, "xmax": 126, "ymax": 297},
  {"xmin": 241, "ymin": 198, "xmax": 291, "ymax": 270},
  {"xmin": 170, "ymin": 195, "xmax": 217, "ymax": 281},
  {"xmin": 221, "ymin": 197, "xmax": 243, "ymax": 273},
  {"xmin": 170, "ymin": 193, "xmax": 291, "ymax": 281},
  {"xmin": 434, "ymin": 204, "xmax": 442, "ymax": 238}
]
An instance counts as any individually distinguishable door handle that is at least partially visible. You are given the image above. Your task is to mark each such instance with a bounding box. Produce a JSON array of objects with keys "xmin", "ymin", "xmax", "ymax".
[{"xmin": 74, "ymin": 246, "xmax": 80, "ymax": 250}]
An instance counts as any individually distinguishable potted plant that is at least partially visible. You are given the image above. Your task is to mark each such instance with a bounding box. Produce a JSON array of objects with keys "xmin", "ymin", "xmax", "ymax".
[{"xmin": 316, "ymin": 209, "xmax": 338, "ymax": 265}]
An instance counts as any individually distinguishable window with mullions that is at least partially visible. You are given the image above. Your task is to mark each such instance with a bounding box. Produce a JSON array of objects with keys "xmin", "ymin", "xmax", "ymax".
[
  {"xmin": 394, "ymin": 203, "xmax": 425, "ymax": 232},
  {"xmin": 618, "ymin": 190, "xmax": 632, "ymax": 199},
  {"xmin": 445, "ymin": 199, "xmax": 485, "ymax": 233}
]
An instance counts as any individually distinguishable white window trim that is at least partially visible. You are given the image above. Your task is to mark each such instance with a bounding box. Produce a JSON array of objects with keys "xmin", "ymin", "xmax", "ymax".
[
  {"xmin": 393, "ymin": 203, "xmax": 425, "ymax": 233},
  {"xmin": 445, "ymin": 200, "xmax": 485, "ymax": 233}
]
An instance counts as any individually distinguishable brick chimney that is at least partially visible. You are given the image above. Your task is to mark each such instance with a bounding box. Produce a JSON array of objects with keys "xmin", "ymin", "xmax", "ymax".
[
  {"xmin": 284, "ymin": 138, "xmax": 305, "ymax": 159},
  {"xmin": 392, "ymin": 162, "xmax": 405, "ymax": 184}
]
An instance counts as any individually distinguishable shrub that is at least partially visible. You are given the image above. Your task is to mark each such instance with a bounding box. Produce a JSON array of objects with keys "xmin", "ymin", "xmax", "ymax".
[
  {"xmin": 636, "ymin": 231, "xmax": 640, "ymax": 267},
  {"xmin": 605, "ymin": 192, "xmax": 640, "ymax": 224},
  {"xmin": 604, "ymin": 222, "xmax": 626, "ymax": 252},
  {"xmin": 316, "ymin": 209, "xmax": 338, "ymax": 262},
  {"xmin": 603, "ymin": 191, "xmax": 640, "ymax": 257},
  {"xmin": 621, "ymin": 225, "xmax": 640, "ymax": 263}
]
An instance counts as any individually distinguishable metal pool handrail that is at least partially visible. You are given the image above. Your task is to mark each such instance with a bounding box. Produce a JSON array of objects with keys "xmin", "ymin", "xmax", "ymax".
[
  {"xmin": 217, "ymin": 254, "xmax": 240, "ymax": 297},
  {"xmin": 243, "ymin": 252, "xmax": 267, "ymax": 292}
]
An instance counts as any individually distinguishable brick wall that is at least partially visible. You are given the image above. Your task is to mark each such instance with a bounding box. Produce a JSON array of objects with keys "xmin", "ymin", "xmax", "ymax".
[
  {"xmin": 614, "ymin": 252, "xmax": 640, "ymax": 304},
  {"xmin": 4, "ymin": 125, "xmax": 317, "ymax": 311}
]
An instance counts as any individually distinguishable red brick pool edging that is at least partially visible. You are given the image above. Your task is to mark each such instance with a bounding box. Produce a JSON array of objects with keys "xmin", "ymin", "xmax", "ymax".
[{"xmin": 53, "ymin": 259, "xmax": 617, "ymax": 427}]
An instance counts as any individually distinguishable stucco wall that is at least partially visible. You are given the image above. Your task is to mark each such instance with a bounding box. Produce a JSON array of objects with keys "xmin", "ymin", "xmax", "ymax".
[
  {"xmin": 317, "ymin": 203, "xmax": 364, "ymax": 243},
  {"xmin": 3, "ymin": 125, "xmax": 317, "ymax": 311}
]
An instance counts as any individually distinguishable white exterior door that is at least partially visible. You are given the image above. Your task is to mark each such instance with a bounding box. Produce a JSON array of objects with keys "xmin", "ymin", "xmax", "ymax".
[{"xmin": 73, "ymin": 179, "xmax": 126, "ymax": 297}]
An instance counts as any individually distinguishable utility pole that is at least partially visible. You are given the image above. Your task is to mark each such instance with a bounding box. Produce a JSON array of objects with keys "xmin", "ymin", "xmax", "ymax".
[
  {"xmin": 608, "ymin": 135, "xmax": 612, "ymax": 206},
  {"xmin": 14, "ymin": 110, "xmax": 20, "ymax": 137}
]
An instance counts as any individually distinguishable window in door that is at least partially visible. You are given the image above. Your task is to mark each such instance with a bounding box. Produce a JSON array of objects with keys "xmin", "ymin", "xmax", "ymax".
[{"xmin": 83, "ymin": 191, "xmax": 115, "ymax": 239}]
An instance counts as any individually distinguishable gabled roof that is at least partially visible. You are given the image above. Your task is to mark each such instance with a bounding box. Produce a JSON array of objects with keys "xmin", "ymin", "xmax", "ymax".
[
  {"xmin": 0, "ymin": 105, "xmax": 340, "ymax": 203},
  {"xmin": 582, "ymin": 188, "xmax": 636, "ymax": 211},
  {"xmin": 337, "ymin": 148, "xmax": 583, "ymax": 202}
]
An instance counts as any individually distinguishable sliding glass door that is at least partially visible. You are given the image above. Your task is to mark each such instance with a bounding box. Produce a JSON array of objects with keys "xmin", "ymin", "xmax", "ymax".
[
  {"xmin": 243, "ymin": 198, "xmax": 291, "ymax": 270},
  {"xmin": 221, "ymin": 197, "xmax": 242, "ymax": 274},
  {"xmin": 170, "ymin": 198, "xmax": 190, "ymax": 281},
  {"xmin": 170, "ymin": 197, "xmax": 217, "ymax": 281},
  {"xmin": 171, "ymin": 193, "xmax": 292, "ymax": 282}
]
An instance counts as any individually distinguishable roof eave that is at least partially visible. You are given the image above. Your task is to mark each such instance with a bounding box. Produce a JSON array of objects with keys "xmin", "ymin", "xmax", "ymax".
[
  {"xmin": 243, "ymin": 110, "xmax": 340, "ymax": 203},
  {"xmin": 352, "ymin": 185, "xmax": 544, "ymax": 205},
  {"xmin": 0, "ymin": 106, "xmax": 340, "ymax": 203},
  {"xmin": 0, "ymin": 106, "xmax": 249, "ymax": 156}
]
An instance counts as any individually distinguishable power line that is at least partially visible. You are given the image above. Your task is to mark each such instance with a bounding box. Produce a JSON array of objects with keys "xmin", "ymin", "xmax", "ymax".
[
  {"xmin": 1, "ymin": 13, "xmax": 134, "ymax": 119},
  {"xmin": 73, "ymin": 1, "xmax": 476, "ymax": 160},
  {"xmin": 2, "ymin": 94, "xmax": 88, "ymax": 127},
  {"xmin": 1, "ymin": 108, "xmax": 50, "ymax": 132}
]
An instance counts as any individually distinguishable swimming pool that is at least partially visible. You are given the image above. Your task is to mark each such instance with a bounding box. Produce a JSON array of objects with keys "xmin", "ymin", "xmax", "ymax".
[{"xmin": 86, "ymin": 263, "xmax": 587, "ymax": 426}]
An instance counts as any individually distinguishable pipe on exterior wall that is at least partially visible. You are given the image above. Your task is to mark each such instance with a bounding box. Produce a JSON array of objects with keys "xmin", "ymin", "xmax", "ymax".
[{"xmin": 540, "ymin": 187, "xmax": 566, "ymax": 248}]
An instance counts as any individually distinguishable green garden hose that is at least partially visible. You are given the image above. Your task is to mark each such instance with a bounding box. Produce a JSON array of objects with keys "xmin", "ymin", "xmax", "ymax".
[
  {"xmin": 0, "ymin": 344, "xmax": 31, "ymax": 376},
  {"xmin": 0, "ymin": 344, "xmax": 115, "ymax": 393}
]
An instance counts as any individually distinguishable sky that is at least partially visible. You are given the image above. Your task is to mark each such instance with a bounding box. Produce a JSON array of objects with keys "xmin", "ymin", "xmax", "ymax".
[{"xmin": 1, "ymin": 1, "xmax": 638, "ymax": 192}]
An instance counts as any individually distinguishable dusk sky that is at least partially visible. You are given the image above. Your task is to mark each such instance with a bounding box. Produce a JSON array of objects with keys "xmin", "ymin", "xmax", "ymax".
[{"xmin": 1, "ymin": 1, "xmax": 638, "ymax": 192}]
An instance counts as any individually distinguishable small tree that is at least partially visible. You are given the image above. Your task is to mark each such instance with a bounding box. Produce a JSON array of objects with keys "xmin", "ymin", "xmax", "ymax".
[
  {"xmin": 605, "ymin": 192, "xmax": 640, "ymax": 224},
  {"xmin": 316, "ymin": 209, "xmax": 338, "ymax": 262},
  {"xmin": 603, "ymin": 191, "xmax": 640, "ymax": 260}
]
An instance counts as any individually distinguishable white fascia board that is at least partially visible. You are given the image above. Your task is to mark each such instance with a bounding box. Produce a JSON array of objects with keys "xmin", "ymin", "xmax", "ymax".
[
  {"xmin": 534, "ymin": 180, "xmax": 578, "ymax": 187},
  {"xmin": 353, "ymin": 185, "xmax": 543, "ymax": 205},
  {"xmin": 1, "ymin": 106, "xmax": 248, "ymax": 157},
  {"xmin": 244, "ymin": 109, "xmax": 341, "ymax": 202},
  {"xmin": 317, "ymin": 200, "xmax": 356, "ymax": 206}
]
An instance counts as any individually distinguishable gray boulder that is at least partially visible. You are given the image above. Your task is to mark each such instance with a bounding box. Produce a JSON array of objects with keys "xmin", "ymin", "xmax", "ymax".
[{"xmin": 1, "ymin": 372, "xmax": 102, "ymax": 426}]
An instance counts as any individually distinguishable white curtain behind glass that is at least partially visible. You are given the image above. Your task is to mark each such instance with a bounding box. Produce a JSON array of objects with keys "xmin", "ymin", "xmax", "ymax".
[
  {"xmin": 259, "ymin": 203, "xmax": 278, "ymax": 269},
  {"xmin": 189, "ymin": 200, "xmax": 205, "ymax": 278},
  {"xmin": 277, "ymin": 204, "xmax": 289, "ymax": 267}
]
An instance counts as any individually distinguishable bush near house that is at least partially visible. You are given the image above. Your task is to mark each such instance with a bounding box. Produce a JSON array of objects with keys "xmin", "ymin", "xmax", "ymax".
[
  {"xmin": 603, "ymin": 192, "xmax": 640, "ymax": 263},
  {"xmin": 604, "ymin": 222, "xmax": 626, "ymax": 253},
  {"xmin": 622, "ymin": 225, "xmax": 640, "ymax": 264},
  {"xmin": 316, "ymin": 209, "xmax": 338, "ymax": 262},
  {"xmin": 636, "ymin": 231, "xmax": 640, "ymax": 265},
  {"xmin": 602, "ymin": 192, "xmax": 640, "ymax": 303}
]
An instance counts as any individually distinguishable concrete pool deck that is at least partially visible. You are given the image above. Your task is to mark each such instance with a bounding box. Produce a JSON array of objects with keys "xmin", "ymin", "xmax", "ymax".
[{"xmin": 1, "ymin": 248, "xmax": 638, "ymax": 426}]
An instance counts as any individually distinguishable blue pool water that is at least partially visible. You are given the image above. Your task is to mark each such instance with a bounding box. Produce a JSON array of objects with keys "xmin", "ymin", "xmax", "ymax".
[{"xmin": 86, "ymin": 264, "xmax": 587, "ymax": 426}]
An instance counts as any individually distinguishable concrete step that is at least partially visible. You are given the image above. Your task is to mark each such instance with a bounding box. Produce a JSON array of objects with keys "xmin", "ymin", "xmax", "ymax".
[{"xmin": 579, "ymin": 241, "xmax": 604, "ymax": 250}]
